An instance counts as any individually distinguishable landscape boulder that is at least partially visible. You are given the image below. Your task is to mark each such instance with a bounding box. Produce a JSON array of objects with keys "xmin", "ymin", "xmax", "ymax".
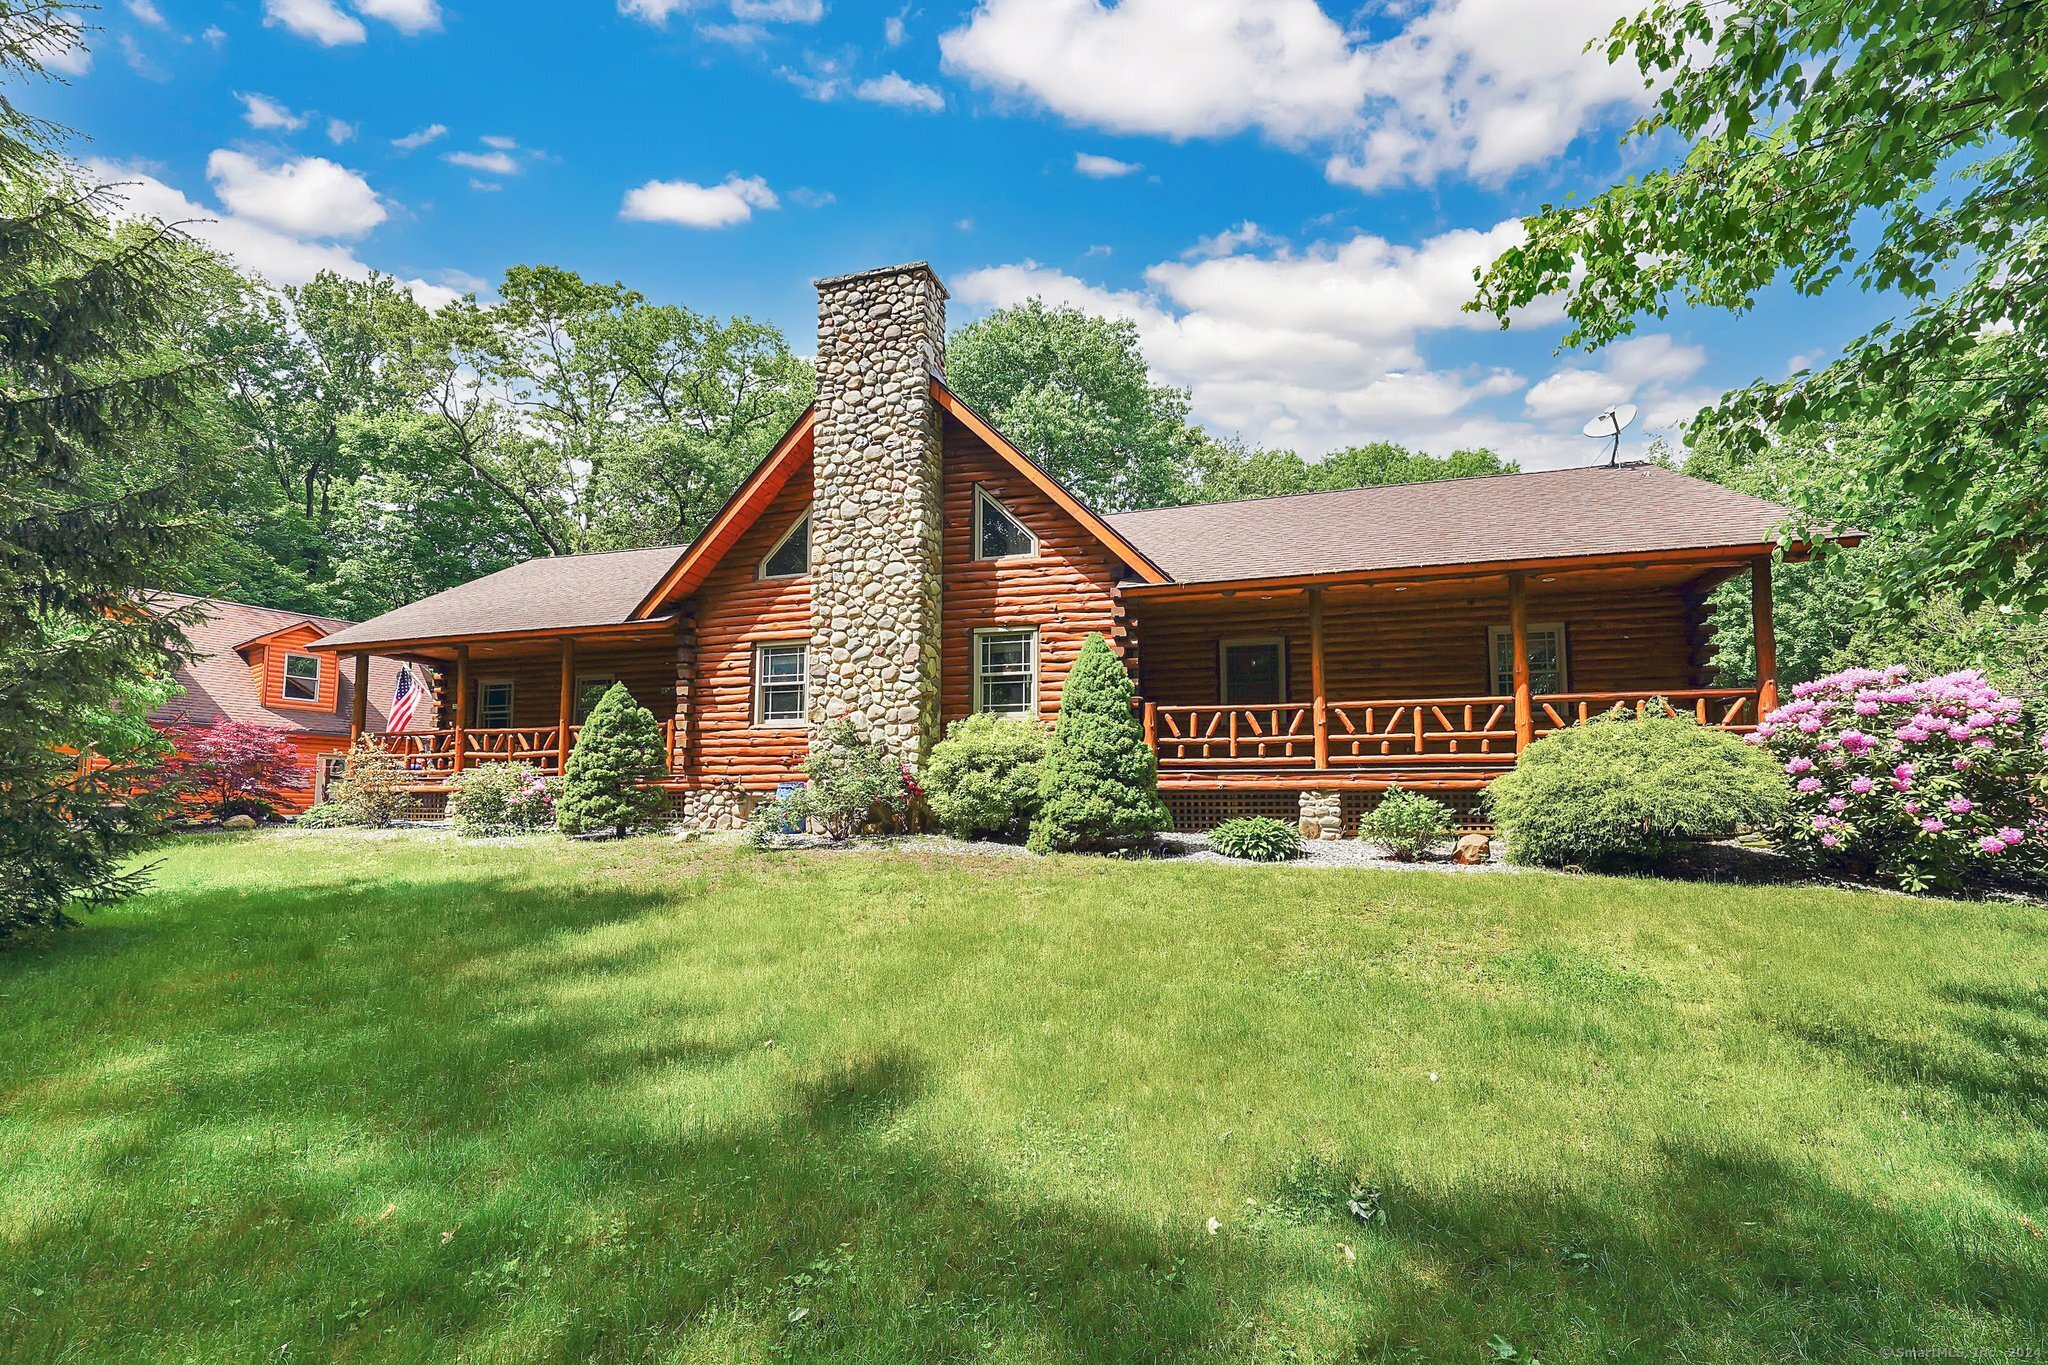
[
  {"xmin": 1452, "ymin": 833, "xmax": 1491, "ymax": 865},
  {"xmin": 222, "ymin": 814, "xmax": 258, "ymax": 831}
]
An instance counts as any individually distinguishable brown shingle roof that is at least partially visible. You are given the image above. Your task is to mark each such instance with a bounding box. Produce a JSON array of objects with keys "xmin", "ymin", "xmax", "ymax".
[
  {"xmin": 1105, "ymin": 462, "xmax": 1801, "ymax": 585},
  {"xmin": 313, "ymin": 543, "xmax": 687, "ymax": 649},
  {"xmin": 143, "ymin": 593, "xmax": 412, "ymax": 735}
]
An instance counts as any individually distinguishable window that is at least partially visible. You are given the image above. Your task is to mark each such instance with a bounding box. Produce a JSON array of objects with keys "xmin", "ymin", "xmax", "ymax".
[
  {"xmin": 973, "ymin": 628, "xmax": 1038, "ymax": 715},
  {"xmin": 475, "ymin": 679, "xmax": 515, "ymax": 729},
  {"xmin": 759, "ymin": 509, "xmax": 810, "ymax": 579},
  {"xmin": 282, "ymin": 652, "xmax": 321, "ymax": 703},
  {"xmin": 1489, "ymin": 623, "xmax": 1568, "ymax": 695},
  {"xmin": 1219, "ymin": 638, "xmax": 1286, "ymax": 704},
  {"xmin": 973, "ymin": 486, "xmax": 1037, "ymax": 560},
  {"xmin": 573, "ymin": 674, "xmax": 617, "ymax": 724},
  {"xmin": 754, "ymin": 642, "xmax": 808, "ymax": 725}
]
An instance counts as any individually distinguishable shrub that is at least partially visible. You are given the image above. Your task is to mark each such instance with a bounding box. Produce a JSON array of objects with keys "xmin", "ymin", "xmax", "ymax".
[
  {"xmin": 1357, "ymin": 786, "xmax": 1455, "ymax": 860},
  {"xmin": 158, "ymin": 720, "xmax": 306, "ymax": 814},
  {"xmin": 1208, "ymin": 815, "xmax": 1304, "ymax": 862},
  {"xmin": 923, "ymin": 713, "xmax": 1049, "ymax": 841},
  {"xmin": 748, "ymin": 722, "xmax": 913, "ymax": 846},
  {"xmin": 295, "ymin": 802, "xmax": 346, "ymax": 828},
  {"xmin": 1486, "ymin": 707, "xmax": 1789, "ymax": 872},
  {"xmin": 557, "ymin": 683, "xmax": 665, "ymax": 837},
  {"xmin": 1027, "ymin": 634, "xmax": 1170, "ymax": 854},
  {"xmin": 322, "ymin": 739, "xmax": 412, "ymax": 827},
  {"xmin": 1756, "ymin": 666, "xmax": 2047, "ymax": 890},
  {"xmin": 449, "ymin": 764, "xmax": 557, "ymax": 837}
]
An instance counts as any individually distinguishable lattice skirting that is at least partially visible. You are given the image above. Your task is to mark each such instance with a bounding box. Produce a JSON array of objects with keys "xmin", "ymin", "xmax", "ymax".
[
  {"xmin": 1340, "ymin": 788, "xmax": 1494, "ymax": 834},
  {"xmin": 1161, "ymin": 790, "xmax": 1302, "ymax": 832}
]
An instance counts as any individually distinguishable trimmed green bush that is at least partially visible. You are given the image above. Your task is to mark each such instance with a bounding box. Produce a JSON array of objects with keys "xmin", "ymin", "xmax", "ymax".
[
  {"xmin": 318, "ymin": 739, "xmax": 411, "ymax": 827},
  {"xmin": 1027, "ymin": 634, "xmax": 1170, "ymax": 854},
  {"xmin": 449, "ymin": 764, "xmax": 557, "ymax": 837},
  {"xmin": 1209, "ymin": 816, "xmax": 1305, "ymax": 862},
  {"xmin": 924, "ymin": 713, "xmax": 1049, "ymax": 841},
  {"xmin": 1486, "ymin": 707, "xmax": 1790, "ymax": 871},
  {"xmin": 747, "ymin": 721, "xmax": 910, "ymax": 846},
  {"xmin": 557, "ymin": 683, "xmax": 665, "ymax": 837},
  {"xmin": 1357, "ymin": 786, "xmax": 1455, "ymax": 861}
]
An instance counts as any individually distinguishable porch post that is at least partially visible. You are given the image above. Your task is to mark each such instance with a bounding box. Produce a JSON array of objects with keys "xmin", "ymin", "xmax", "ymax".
[
  {"xmin": 452, "ymin": 644, "xmax": 470, "ymax": 774},
  {"xmin": 1509, "ymin": 572, "xmax": 1533, "ymax": 754},
  {"xmin": 349, "ymin": 653, "xmax": 368, "ymax": 747},
  {"xmin": 1752, "ymin": 555, "xmax": 1779, "ymax": 717},
  {"xmin": 557, "ymin": 636, "xmax": 576, "ymax": 772},
  {"xmin": 1307, "ymin": 586, "xmax": 1328, "ymax": 770}
]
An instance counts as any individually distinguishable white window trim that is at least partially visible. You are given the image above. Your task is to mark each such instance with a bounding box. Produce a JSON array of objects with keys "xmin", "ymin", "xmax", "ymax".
[
  {"xmin": 971, "ymin": 626, "xmax": 1039, "ymax": 716},
  {"xmin": 1487, "ymin": 622, "xmax": 1569, "ymax": 696},
  {"xmin": 1217, "ymin": 636, "xmax": 1288, "ymax": 704},
  {"xmin": 475, "ymin": 677, "xmax": 516, "ymax": 729},
  {"xmin": 752, "ymin": 640, "xmax": 809, "ymax": 728},
  {"xmin": 573, "ymin": 673, "xmax": 619, "ymax": 724},
  {"xmin": 282, "ymin": 651, "xmax": 322, "ymax": 702},
  {"xmin": 757, "ymin": 506, "xmax": 812, "ymax": 580},
  {"xmin": 972, "ymin": 485, "xmax": 1039, "ymax": 562}
]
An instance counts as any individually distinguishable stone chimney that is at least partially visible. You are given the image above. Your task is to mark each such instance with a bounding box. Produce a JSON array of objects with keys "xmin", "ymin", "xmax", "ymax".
[{"xmin": 809, "ymin": 261, "xmax": 948, "ymax": 765}]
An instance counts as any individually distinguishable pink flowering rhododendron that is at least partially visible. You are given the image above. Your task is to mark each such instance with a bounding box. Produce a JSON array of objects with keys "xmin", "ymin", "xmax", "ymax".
[{"xmin": 1757, "ymin": 666, "xmax": 2047, "ymax": 890}]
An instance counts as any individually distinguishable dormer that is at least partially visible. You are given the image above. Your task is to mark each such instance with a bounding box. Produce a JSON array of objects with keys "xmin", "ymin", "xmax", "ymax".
[{"xmin": 234, "ymin": 620, "xmax": 338, "ymax": 714}]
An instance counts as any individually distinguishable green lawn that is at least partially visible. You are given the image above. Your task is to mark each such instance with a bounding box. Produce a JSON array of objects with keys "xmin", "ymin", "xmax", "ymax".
[{"xmin": 2, "ymin": 835, "xmax": 2044, "ymax": 1362}]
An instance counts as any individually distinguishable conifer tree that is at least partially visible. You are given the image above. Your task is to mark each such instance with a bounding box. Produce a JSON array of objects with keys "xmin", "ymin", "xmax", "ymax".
[
  {"xmin": 557, "ymin": 683, "xmax": 665, "ymax": 836},
  {"xmin": 0, "ymin": 5, "xmax": 217, "ymax": 935},
  {"xmin": 1027, "ymin": 633, "xmax": 1170, "ymax": 853}
]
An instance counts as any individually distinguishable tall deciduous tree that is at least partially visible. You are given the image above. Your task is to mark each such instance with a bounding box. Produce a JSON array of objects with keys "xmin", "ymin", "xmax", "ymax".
[
  {"xmin": 949, "ymin": 300, "xmax": 1205, "ymax": 511},
  {"xmin": 1472, "ymin": 0, "xmax": 2048, "ymax": 612},
  {"xmin": 0, "ymin": 4, "xmax": 217, "ymax": 934}
]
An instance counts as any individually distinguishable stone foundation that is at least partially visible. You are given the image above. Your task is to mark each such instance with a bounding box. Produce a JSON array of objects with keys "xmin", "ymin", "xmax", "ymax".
[
  {"xmin": 1297, "ymin": 789, "xmax": 1345, "ymax": 841},
  {"xmin": 672, "ymin": 782, "xmax": 761, "ymax": 830}
]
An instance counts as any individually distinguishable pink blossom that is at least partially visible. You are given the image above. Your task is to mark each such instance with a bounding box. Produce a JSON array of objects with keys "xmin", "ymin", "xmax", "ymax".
[
  {"xmin": 1904, "ymin": 801, "xmax": 1922, "ymax": 815},
  {"xmin": 1947, "ymin": 797, "xmax": 1973, "ymax": 815},
  {"xmin": 1812, "ymin": 813, "xmax": 1835, "ymax": 831},
  {"xmin": 1920, "ymin": 817, "xmax": 1946, "ymax": 833},
  {"xmin": 1997, "ymin": 827, "xmax": 2024, "ymax": 844},
  {"xmin": 1978, "ymin": 836, "xmax": 2007, "ymax": 854},
  {"xmin": 1785, "ymin": 756, "xmax": 1813, "ymax": 775},
  {"xmin": 1854, "ymin": 699, "xmax": 1881, "ymax": 716},
  {"xmin": 1849, "ymin": 777, "xmax": 1874, "ymax": 795},
  {"xmin": 1820, "ymin": 832, "xmax": 1842, "ymax": 848},
  {"xmin": 1827, "ymin": 797, "xmax": 1847, "ymax": 812},
  {"xmin": 1893, "ymin": 763, "xmax": 1915, "ymax": 780},
  {"xmin": 1796, "ymin": 777, "xmax": 1823, "ymax": 793}
]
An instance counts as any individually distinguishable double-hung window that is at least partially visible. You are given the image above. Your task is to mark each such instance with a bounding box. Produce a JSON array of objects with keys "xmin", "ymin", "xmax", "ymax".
[
  {"xmin": 972, "ymin": 628, "xmax": 1037, "ymax": 715},
  {"xmin": 476, "ymin": 679, "xmax": 516, "ymax": 729},
  {"xmin": 754, "ymin": 642, "xmax": 808, "ymax": 725},
  {"xmin": 1488, "ymin": 623, "xmax": 1568, "ymax": 695},
  {"xmin": 282, "ymin": 652, "xmax": 322, "ymax": 703}
]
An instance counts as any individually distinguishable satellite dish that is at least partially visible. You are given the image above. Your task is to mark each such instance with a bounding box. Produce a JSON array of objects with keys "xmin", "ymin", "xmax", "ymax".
[{"xmin": 1582, "ymin": 402, "xmax": 1638, "ymax": 465}]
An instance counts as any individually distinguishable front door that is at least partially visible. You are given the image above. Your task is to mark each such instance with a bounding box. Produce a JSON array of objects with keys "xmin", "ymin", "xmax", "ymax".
[{"xmin": 1220, "ymin": 639, "xmax": 1286, "ymax": 704}]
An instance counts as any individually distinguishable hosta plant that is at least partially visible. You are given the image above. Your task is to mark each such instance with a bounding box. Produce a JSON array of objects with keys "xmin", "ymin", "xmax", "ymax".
[
  {"xmin": 1357, "ymin": 786, "xmax": 1455, "ymax": 861},
  {"xmin": 1208, "ymin": 816, "xmax": 1305, "ymax": 862},
  {"xmin": 1755, "ymin": 667, "xmax": 2047, "ymax": 891}
]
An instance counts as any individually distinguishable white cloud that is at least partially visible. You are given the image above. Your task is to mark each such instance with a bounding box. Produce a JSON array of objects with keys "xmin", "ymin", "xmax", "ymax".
[
  {"xmin": 955, "ymin": 220, "xmax": 1603, "ymax": 463},
  {"xmin": 730, "ymin": 0, "xmax": 821, "ymax": 19},
  {"xmin": 1073, "ymin": 151, "xmax": 1140, "ymax": 179},
  {"xmin": 125, "ymin": 0, "xmax": 168, "ymax": 28},
  {"xmin": 88, "ymin": 157, "xmax": 460, "ymax": 307},
  {"xmin": 1185, "ymin": 221, "xmax": 1277, "ymax": 259},
  {"xmin": 200, "ymin": 24, "xmax": 227, "ymax": 47},
  {"xmin": 1523, "ymin": 334, "xmax": 1712, "ymax": 432},
  {"xmin": 479, "ymin": 134, "xmax": 517, "ymax": 150},
  {"xmin": 617, "ymin": 0, "xmax": 691, "ymax": 22},
  {"xmin": 620, "ymin": 174, "xmax": 778, "ymax": 229},
  {"xmin": 884, "ymin": 12, "xmax": 905, "ymax": 45},
  {"xmin": 941, "ymin": 0, "xmax": 1653, "ymax": 191},
  {"xmin": 263, "ymin": 0, "xmax": 365, "ymax": 46},
  {"xmin": 699, "ymin": 22, "xmax": 768, "ymax": 45},
  {"xmin": 854, "ymin": 73, "xmax": 944, "ymax": 112},
  {"xmin": 354, "ymin": 0, "xmax": 442, "ymax": 34},
  {"xmin": 619, "ymin": 0, "xmax": 822, "ymax": 25},
  {"xmin": 239, "ymin": 92, "xmax": 307, "ymax": 131},
  {"xmin": 206, "ymin": 149, "xmax": 386, "ymax": 238},
  {"xmin": 391, "ymin": 122, "xmax": 447, "ymax": 150},
  {"xmin": 118, "ymin": 32, "xmax": 165, "ymax": 78},
  {"xmin": 326, "ymin": 117, "xmax": 356, "ymax": 144},
  {"xmin": 445, "ymin": 149, "xmax": 520, "ymax": 176},
  {"xmin": 30, "ymin": 11, "xmax": 93, "ymax": 76}
]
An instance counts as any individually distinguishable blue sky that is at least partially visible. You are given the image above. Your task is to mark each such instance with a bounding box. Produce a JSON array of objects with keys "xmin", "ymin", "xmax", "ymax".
[{"xmin": 34, "ymin": 0, "xmax": 1884, "ymax": 467}]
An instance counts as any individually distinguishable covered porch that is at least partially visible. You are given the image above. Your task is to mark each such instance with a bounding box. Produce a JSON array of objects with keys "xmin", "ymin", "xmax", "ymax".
[
  {"xmin": 334, "ymin": 620, "xmax": 686, "ymax": 785},
  {"xmin": 1126, "ymin": 550, "xmax": 1781, "ymax": 792}
]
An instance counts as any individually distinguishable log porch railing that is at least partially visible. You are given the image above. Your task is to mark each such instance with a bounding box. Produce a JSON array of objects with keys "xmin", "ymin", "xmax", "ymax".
[
  {"xmin": 1147, "ymin": 687, "xmax": 1761, "ymax": 770},
  {"xmin": 370, "ymin": 719, "xmax": 680, "ymax": 780}
]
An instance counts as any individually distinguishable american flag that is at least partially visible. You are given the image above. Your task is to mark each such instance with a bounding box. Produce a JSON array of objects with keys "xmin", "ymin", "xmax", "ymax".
[{"xmin": 388, "ymin": 664, "xmax": 420, "ymax": 732}]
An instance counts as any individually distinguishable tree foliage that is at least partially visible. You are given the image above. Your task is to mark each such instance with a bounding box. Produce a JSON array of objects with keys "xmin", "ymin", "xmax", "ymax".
[
  {"xmin": 1473, "ymin": 0, "xmax": 2048, "ymax": 611},
  {"xmin": 557, "ymin": 683, "xmax": 665, "ymax": 837},
  {"xmin": 1026, "ymin": 634, "xmax": 1170, "ymax": 853},
  {"xmin": 156, "ymin": 721, "xmax": 306, "ymax": 818},
  {"xmin": 1183, "ymin": 438, "xmax": 1516, "ymax": 503},
  {"xmin": 0, "ymin": 5, "xmax": 218, "ymax": 935}
]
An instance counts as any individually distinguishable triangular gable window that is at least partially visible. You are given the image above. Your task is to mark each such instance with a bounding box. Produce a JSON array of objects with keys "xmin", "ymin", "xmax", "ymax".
[
  {"xmin": 974, "ymin": 487, "xmax": 1037, "ymax": 560},
  {"xmin": 759, "ymin": 509, "xmax": 810, "ymax": 579}
]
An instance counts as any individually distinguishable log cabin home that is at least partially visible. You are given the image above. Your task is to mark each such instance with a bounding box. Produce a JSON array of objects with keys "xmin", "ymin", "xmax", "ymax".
[
  {"xmin": 312, "ymin": 262, "xmax": 1854, "ymax": 834},
  {"xmin": 147, "ymin": 594, "xmax": 418, "ymax": 813}
]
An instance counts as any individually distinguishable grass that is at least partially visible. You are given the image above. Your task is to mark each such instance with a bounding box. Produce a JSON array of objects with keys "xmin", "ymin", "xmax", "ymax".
[{"xmin": 2, "ymin": 832, "xmax": 2045, "ymax": 1362}]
